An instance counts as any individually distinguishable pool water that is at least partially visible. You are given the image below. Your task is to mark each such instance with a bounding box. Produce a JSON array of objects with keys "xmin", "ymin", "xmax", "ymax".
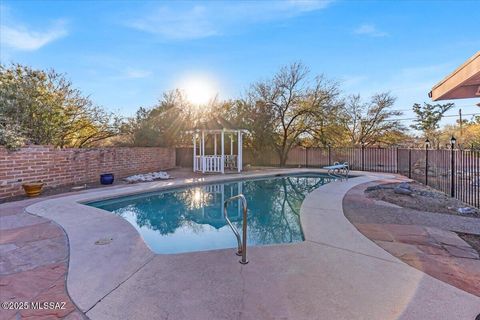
[{"xmin": 88, "ymin": 174, "xmax": 334, "ymax": 254}]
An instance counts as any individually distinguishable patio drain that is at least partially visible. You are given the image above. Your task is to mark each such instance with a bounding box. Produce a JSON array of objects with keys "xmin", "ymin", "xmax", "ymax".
[{"xmin": 94, "ymin": 237, "xmax": 113, "ymax": 245}]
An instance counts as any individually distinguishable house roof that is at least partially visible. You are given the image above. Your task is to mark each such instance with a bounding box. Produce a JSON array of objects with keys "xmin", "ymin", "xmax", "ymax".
[{"xmin": 429, "ymin": 51, "xmax": 480, "ymax": 101}]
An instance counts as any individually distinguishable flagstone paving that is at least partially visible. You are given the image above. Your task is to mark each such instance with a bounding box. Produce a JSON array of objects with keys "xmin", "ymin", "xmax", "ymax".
[
  {"xmin": 344, "ymin": 179, "xmax": 480, "ymax": 297},
  {"xmin": 0, "ymin": 200, "xmax": 85, "ymax": 320},
  {"xmin": 0, "ymin": 168, "xmax": 279, "ymax": 320},
  {"xmin": 2, "ymin": 171, "xmax": 480, "ymax": 319}
]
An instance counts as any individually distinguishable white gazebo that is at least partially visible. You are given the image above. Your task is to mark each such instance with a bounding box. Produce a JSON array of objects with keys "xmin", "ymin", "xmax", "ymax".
[{"xmin": 191, "ymin": 128, "xmax": 247, "ymax": 173}]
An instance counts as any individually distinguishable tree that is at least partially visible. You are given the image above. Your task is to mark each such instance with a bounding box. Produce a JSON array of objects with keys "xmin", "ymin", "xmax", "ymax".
[
  {"xmin": 0, "ymin": 117, "xmax": 25, "ymax": 150},
  {"xmin": 341, "ymin": 93, "xmax": 404, "ymax": 146},
  {"xmin": 122, "ymin": 89, "xmax": 231, "ymax": 147},
  {"xmin": 122, "ymin": 90, "xmax": 193, "ymax": 147},
  {"xmin": 411, "ymin": 102, "xmax": 454, "ymax": 147},
  {"xmin": 241, "ymin": 62, "xmax": 341, "ymax": 165},
  {"xmin": 439, "ymin": 116, "xmax": 480, "ymax": 149},
  {"xmin": 0, "ymin": 63, "xmax": 121, "ymax": 149}
]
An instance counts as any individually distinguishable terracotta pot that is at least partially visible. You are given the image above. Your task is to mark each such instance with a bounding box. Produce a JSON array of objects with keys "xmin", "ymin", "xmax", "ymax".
[{"xmin": 22, "ymin": 182, "xmax": 44, "ymax": 197}]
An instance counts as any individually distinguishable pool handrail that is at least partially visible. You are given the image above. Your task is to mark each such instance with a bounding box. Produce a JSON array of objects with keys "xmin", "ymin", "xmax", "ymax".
[{"xmin": 224, "ymin": 194, "xmax": 249, "ymax": 264}]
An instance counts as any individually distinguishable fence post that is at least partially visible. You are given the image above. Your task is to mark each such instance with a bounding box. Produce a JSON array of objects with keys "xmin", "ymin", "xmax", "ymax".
[
  {"xmin": 451, "ymin": 145, "xmax": 455, "ymax": 197},
  {"xmin": 408, "ymin": 148, "xmax": 412, "ymax": 179},
  {"xmin": 396, "ymin": 147, "xmax": 399, "ymax": 174},
  {"xmin": 425, "ymin": 145, "xmax": 429, "ymax": 186},
  {"xmin": 328, "ymin": 145, "xmax": 331, "ymax": 166},
  {"xmin": 305, "ymin": 147, "xmax": 308, "ymax": 168},
  {"xmin": 361, "ymin": 144, "xmax": 365, "ymax": 171}
]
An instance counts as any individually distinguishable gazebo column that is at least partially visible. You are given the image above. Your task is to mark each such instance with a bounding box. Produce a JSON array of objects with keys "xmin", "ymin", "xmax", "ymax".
[
  {"xmin": 237, "ymin": 130, "xmax": 242, "ymax": 172},
  {"xmin": 221, "ymin": 130, "xmax": 225, "ymax": 174},
  {"xmin": 193, "ymin": 133, "xmax": 197, "ymax": 172},
  {"xmin": 214, "ymin": 134, "xmax": 217, "ymax": 156},
  {"xmin": 201, "ymin": 131, "xmax": 205, "ymax": 173},
  {"xmin": 230, "ymin": 134, "xmax": 234, "ymax": 156}
]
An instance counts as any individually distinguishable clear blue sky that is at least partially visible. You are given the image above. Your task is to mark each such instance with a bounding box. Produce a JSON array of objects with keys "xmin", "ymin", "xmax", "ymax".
[{"xmin": 1, "ymin": 0, "xmax": 479, "ymax": 127}]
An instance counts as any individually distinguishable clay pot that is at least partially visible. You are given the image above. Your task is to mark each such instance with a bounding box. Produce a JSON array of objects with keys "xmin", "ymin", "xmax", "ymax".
[{"xmin": 22, "ymin": 182, "xmax": 44, "ymax": 197}]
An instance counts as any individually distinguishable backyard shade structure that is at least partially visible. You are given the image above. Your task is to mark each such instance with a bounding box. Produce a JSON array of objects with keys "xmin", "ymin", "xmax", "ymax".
[
  {"xmin": 189, "ymin": 119, "xmax": 247, "ymax": 173},
  {"xmin": 429, "ymin": 51, "xmax": 480, "ymax": 101}
]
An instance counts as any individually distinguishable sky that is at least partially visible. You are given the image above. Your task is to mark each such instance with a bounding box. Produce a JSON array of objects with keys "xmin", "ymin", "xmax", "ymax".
[{"xmin": 1, "ymin": 0, "xmax": 479, "ymax": 128}]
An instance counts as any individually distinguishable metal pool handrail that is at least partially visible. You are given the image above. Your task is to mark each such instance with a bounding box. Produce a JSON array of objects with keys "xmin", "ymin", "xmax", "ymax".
[{"xmin": 223, "ymin": 194, "xmax": 248, "ymax": 264}]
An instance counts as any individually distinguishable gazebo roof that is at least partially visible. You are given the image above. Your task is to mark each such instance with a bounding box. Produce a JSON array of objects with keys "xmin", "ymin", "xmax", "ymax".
[{"xmin": 187, "ymin": 116, "xmax": 247, "ymax": 133}]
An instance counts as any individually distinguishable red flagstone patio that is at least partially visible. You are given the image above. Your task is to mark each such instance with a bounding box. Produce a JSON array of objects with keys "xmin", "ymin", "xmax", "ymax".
[
  {"xmin": 0, "ymin": 200, "xmax": 85, "ymax": 320},
  {"xmin": 344, "ymin": 180, "xmax": 480, "ymax": 297},
  {"xmin": 1, "ymin": 171, "xmax": 479, "ymax": 319}
]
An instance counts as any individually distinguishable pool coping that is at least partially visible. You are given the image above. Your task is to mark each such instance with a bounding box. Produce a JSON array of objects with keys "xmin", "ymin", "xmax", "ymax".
[
  {"xmin": 26, "ymin": 168, "xmax": 337, "ymax": 311},
  {"xmin": 25, "ymin": 168, "xmax": 480, "ymax": 319}
]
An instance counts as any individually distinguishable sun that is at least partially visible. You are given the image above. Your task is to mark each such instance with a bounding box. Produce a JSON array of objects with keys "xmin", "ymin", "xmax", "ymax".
[{"xmin": 180, "ymin": 76, "xmax": 217, "ymax": 105}]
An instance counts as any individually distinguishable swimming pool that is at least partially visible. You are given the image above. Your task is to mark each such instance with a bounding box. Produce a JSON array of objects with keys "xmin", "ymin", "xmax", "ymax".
[{"xmin": 88, "ymin": 174, "xmax": 335, "ymax": 254}]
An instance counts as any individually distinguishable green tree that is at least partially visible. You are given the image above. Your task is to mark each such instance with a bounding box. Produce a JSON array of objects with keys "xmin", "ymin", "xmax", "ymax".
[
  {"xmin": 411, "ymin": 102, "xmax": 454, "ymax": 147},
  {"xmin": 123, "ymin": 90, "xmax": 192, "ymax": 147},
  {"xmin": 122, "ymin": 89, "xmax": 229, "ymax": 147},
  {"xmin": 0, "ymin": 63, "xmax": 121, "ymax": 149},
  {"xmin": 439, "ymin": 116, "xmax": 480, "ymax": 149}
]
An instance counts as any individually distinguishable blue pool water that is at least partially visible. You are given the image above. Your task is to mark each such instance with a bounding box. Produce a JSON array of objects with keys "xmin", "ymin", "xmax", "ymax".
[{"xmin": 88, "ymin": 174, "xmax": 334, "ymax": 254}]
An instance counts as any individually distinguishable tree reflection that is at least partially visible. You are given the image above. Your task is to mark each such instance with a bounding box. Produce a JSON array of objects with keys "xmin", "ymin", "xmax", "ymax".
[{"xmin": 102, "ymin": 175, "xmax": 331, "ymax": 244}]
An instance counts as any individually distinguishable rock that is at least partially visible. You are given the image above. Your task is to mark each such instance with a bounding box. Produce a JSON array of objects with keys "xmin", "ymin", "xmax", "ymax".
[
  {"xmin": 397, "ymin": 182, "xmax": 411, "ymax": 190},
  {"xmin": 394, "ymin": 186, "xmax": 413, "ymax": 195},
  {"xmin": 124, "ymin": 171, "xmax": 171, "ymax": 183},
  {"xmin": 457, "ymin": 207, "xmax": 477, "ymax": 215},
  {"xmin": 413, "ymin": 168, "xmax": 423, "ymax": 175},
  {"xmin": 365, "ymin": 185, "xmax": 394, "ymax": 192}
]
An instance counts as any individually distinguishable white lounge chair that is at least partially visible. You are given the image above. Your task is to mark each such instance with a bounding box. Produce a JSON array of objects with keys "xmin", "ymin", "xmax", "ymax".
[{"xmin": 323, "ymin": 162, "xmax": 349, "ymax": 180}]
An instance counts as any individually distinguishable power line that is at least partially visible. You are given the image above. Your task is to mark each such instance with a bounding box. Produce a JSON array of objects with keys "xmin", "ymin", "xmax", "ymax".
[
  {"xmin": 384, "ymin": 112, "xmax": 480, "ymax": 122},
  {"xmin": 389, "ymin": 103, "xmax": 479, "ymax": 113}
]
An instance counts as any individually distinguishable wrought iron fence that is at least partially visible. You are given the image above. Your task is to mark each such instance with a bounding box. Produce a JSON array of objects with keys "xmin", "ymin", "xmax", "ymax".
[
  {"xmin": 304, "ymin": 146, "xmax": 479, "ymax": 209},
  {"xmin": 176, "ymin": 146, "xmax": 480, "ymax": 208}
]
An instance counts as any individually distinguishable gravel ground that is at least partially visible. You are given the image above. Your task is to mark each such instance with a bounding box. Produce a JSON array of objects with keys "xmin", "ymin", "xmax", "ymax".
[
  {"xmin": 458, "ymin": 233, "xmax": 480, "ymax": 255},
  {"xmin": 365, "ymin": 181, "xmax": 479, "ymax": 218}
]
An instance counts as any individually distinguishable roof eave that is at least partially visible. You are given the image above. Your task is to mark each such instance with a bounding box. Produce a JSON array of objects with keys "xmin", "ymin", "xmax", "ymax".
[{"xmin": 430, "ymin": 51, "xmax": 480, "ymax": 101}]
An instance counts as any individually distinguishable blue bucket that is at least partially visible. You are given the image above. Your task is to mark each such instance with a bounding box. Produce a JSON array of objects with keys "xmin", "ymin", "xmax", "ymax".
[{"xmin": 100, "ymin": 173, "xmax": 114, "ymax": 185}]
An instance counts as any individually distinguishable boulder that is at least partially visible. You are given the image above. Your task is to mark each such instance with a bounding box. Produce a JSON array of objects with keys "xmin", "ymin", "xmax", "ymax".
[
  {"xmin": 397, "ymin": 182, "xmax": 411, "ymax": 190},
  {"xmin": 394, "ymin": 186, "xmax": 413, "ymax": 195},
  {"xmin": 457, "ymin": 207, "xmax": 477, "ymax": 215}
]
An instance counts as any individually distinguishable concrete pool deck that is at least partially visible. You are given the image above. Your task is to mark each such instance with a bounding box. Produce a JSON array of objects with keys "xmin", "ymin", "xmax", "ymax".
[{"xmin": 4, "ymin": 169, "xmax": 480, "ymax": 319}]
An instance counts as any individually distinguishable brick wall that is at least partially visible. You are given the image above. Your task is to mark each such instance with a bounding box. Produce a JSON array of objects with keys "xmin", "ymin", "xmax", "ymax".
[{"xmin": 0, "ymin": 146, "xmax": 176, "ymax": 200}]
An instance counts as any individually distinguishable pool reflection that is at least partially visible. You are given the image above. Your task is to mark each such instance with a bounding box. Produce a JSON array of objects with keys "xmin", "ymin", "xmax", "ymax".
[{"xmin": 90, "ymin": 175, "xmax": 333, "ymax": 253}]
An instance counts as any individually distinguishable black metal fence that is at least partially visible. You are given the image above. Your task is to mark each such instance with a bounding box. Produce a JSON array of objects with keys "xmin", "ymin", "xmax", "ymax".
[
  {"xmin": 396, "ymin": 148, "xmax": 479, "ymax": 208},
  {"xmin": 176, "ymin": 146, "xmax": 480, "ymax": 208},
  {"xmin": 303, "ymin": 147, "xmax": 479, "ymax": 209}
]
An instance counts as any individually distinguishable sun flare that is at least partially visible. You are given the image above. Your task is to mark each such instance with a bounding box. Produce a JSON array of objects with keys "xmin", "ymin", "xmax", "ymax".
[{"xmin": 180, "ymin": 76, "xmax": 217, "ymax": 105}]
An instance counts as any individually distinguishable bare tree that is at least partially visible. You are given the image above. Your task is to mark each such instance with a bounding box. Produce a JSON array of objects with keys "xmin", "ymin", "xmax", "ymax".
[
  {"xmin": 243, "ymin": 62, "xmax": 341, "ymax": 165},
  {"xmin": 341, "ymin": 93, "xmax": 403, "ymax": 146}
]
